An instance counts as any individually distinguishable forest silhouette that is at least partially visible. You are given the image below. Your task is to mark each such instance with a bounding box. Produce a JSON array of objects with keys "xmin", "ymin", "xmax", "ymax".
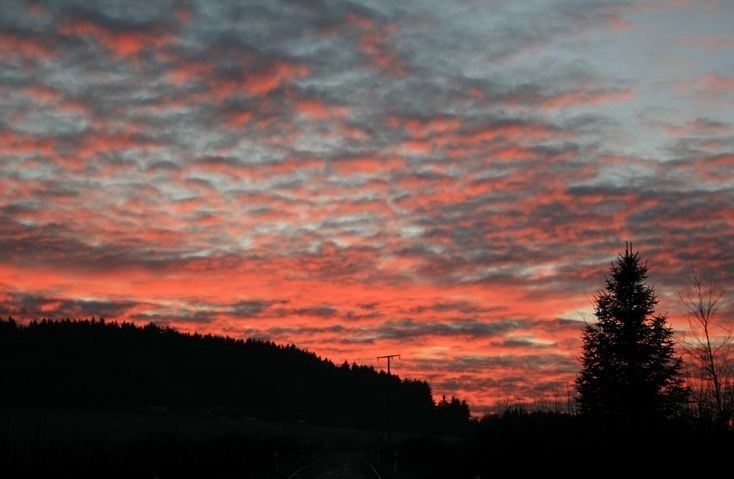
[{"xmin": 0, "ymin": 317, "xmax": 470, "ymax": 433}]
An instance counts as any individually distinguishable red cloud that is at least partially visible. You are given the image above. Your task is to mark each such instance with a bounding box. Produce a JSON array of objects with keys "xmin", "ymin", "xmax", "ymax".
[
  {"xmin": 60, "ymin": 20, "xmax": 171, "ymax": 57},
  {"xmin": 440, "ymin": 122, "xmax": 555, "ymax": 147},
  {"xmin": 243, "ymin": 61, "xmax": 310, "ymax": 95},
  {"xmin": 265, "ymin": 157, "xmax": 326, "ymax": 175},
  {"xmin": 675, "ymin": 36, "xmax": 734, "ymax": 49},
  {"xmin": 358, "ymin": 30, "xmax": 407, "ymax": 75},
  {"xmin": 700, "ymin": 73, "xmax": 734, "ymax": 93},
  {"xmin": 0, "ymin": 32, "xmax": 53, "ymax": 59},
  {"xmin": 202, "ymin": 60, "xmax": 309, "ymax": 99},
  {"xmin": 296, "ymin": 99, "xmax": 348, "ymax": 119},
  {"xmin": 166, "ymin": 59, "xmax": 214, "ymax": 85},
  {"xmin": 227, "ymin": 111, "xmax": 253, "ymax": 127},
  {"xmin": 74, "ymin": 132, "xmax": 162, "ymax": 162},
  {"xmin": 674, "ymin": 153, "xmax": 734, "ymax": 182},
  {"xmin": 536, "ymin": 89, "xmax": 634, "ymax": 109},
  {"xmin": 664, "ymin": 119, "xmax": 730, "ymax": 136},
  {"xmin": 392, "ymin": 140, "xmax": 432, "ymax": 155},
  {"xmin": 388, "ymin": 116, "xmax": 462, "ymax": 137},
  {"xmin": 346, "ymin": 15, "xmax": 407, "ymax": 76},
  {"xmin": 20, "ymin": 85, "xmax": 63, "ymax": 103},
  {"xmin": 0, "ymin": 129, "xmax": 56, "ymax": 156},
  {"xmin": 332, "ymin": 156, "xmax": 405, "ymax": 175},
  {"xmin": 679, "ymin": 72, "xmax": 734, "ymax": 95},
  {"xmin": 501, "ymin": 88, "xmax": 635, "ymax": 110},
  {"xmin": 345, "ymin": 12, "xmax": 376, "ymax": 30}
]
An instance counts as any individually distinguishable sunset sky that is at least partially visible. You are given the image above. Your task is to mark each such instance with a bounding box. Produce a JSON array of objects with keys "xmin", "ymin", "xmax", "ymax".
[{"xmin": 1, "ymin": 0, "xmax": 733, "ymax": 410}]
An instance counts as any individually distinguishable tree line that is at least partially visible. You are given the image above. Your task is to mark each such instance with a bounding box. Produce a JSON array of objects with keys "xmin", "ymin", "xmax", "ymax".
[
  {"xmin": 0, "ymin": 318, "xmax": 469, "ymax": 433},
  {"xmin": 0, "ymin": 244, "xmax": 730, "ymax": 433}
]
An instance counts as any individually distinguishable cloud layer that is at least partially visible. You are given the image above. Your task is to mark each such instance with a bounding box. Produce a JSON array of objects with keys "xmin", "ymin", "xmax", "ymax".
[{"xmin": 1, "ymin": 0, "xmax": 733, "ymax": 409}]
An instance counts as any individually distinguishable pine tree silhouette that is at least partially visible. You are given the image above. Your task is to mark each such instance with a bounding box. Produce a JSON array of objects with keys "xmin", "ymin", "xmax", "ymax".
[{"xmin": 576, "ymin": 244, "xmax": 686, "ymax": 420}]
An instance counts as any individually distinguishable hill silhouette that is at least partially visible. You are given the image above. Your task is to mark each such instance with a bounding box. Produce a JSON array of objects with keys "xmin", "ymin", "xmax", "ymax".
[{"xmin": 0, "ymin": 317, "xmax": 469, "ymax": 433}]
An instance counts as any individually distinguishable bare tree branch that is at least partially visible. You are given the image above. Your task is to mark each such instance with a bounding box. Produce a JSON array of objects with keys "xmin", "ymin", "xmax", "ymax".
[{"xmin": 678, "ymin": 266, "xmax": 732, "ymax": 428}]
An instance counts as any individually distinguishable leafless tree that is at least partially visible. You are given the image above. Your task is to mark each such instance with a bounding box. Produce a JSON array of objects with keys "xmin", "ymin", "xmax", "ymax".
[{"xmin": 679, "ymin": 267, "xmax": 733, "ymax": 427}]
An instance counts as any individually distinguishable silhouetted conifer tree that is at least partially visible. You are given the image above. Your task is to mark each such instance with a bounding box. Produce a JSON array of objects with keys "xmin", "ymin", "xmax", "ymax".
[{"xmin": 576, "ymin": 245, "xmax": 686, "ymax": 420}]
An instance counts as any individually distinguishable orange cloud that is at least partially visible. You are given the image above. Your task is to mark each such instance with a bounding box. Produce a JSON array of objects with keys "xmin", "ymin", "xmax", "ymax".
[
  {"xmin": 675, "ymin": 36, "xmax": 734, "ymax": 49},
  {"xmin": 345, "ymin": 12, "xmax": 376, "ymax": 30},
  {"xmin": 60, "ymin": 20, "xmax": 171, "ymax": 57},
  {"xmin": 388, "ymin": 116, "xmax": 462, "ymax": 138},
  {"xmin": 0, "ymin": 32, "xmax": 52, "ymax": 59},
  {"xmin": 537, "ymin": 89, "xmax": 635, "ymax": 109},
  {"xmin": 166, "ymin": 59, "xmax": 214, "ymax": 84},
  {"xmin": 243, "ymin": 61, "xmax": 310, "ymax": 95},
  {"xmin": 227, "ymin": 111, "xmax": 253, "ymax": 127},
  {"xmin": 679, "ymin": 72, "xmax": 734, "ymax": 95},
  {"xmin": 664, "ymin": 118, "xmax": 730, "ymax": 136},
  {"xmin": 332, "ymin": 156, "xmax": 405, "ymax": 175},
  {"xmin": 0, "ymin": 129, "xmax": 56, "ymax": 156},
  {"xmin": 348, "ymin": 17, "xmax": 407, "ymax": 76},
  {"xmin": 296, "ymin": 99, "xmax": 348, "ymax": 119}
]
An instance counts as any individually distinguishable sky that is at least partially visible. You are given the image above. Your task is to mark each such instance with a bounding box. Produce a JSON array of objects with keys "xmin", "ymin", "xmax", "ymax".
[{"xmin": 1, "ymin": 0, "xmax": 733, "ymax": 410}]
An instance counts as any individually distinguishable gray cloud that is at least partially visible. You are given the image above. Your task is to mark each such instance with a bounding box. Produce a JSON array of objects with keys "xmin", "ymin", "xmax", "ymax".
[{"xmin": 0, "ymin": 291, "xmax": 139, "ymax": 319}]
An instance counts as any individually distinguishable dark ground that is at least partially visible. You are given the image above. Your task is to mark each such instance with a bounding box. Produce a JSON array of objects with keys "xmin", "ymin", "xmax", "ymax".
[
  {"xmin": 0, "ymin": 408, "xmax": 467, "ymax": 478},
  {"xmin": 5, "ymin": 407, "xmax": 730, "ymax": 478}
]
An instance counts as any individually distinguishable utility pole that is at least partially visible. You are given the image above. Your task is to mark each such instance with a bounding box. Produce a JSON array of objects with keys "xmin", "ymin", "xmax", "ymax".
[{"xmin": 378, "ymin": 354, "xmax": 400, "ymax": 447}]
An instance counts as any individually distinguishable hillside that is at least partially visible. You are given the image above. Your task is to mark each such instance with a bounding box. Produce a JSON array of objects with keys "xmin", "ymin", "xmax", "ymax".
[{"xmin": 0, "ymin": 318, "xmax": 469, "ymax": 433}]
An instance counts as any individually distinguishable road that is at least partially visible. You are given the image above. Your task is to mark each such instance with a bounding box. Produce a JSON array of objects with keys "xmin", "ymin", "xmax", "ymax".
[{"xmin": 288, "ymin": 452, "xmax": 382, "ymax": 479}]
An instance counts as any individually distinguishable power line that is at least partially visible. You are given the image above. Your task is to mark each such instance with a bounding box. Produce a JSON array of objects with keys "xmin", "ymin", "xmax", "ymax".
[
  {"xmin": 377, "ymin": 354, "xmax": 400, "ymax": 375},
  {"xmin": 377, "ymin": 354, "xmax": 400, "ymax": 447}
]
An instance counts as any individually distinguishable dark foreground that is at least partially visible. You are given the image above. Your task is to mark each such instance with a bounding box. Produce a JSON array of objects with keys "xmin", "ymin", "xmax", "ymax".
[
  {"xmin": 288, "ymin": 453, "xmax": 381, "ymax": 479},
  {"xmin": 2, "ymin": 408, "xmax": 732, "ymax": 478},
  {"xmin": 0, "ymin": 408, "xmax": 458, "ymax": 478}
]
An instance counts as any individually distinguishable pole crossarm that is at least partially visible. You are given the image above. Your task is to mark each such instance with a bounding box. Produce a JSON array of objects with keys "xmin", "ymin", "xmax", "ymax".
[
  {"xmin": 377, "ymin": 354, "xmax": 400, "ymax": 374},
  {"xmin": 377, "ymin": 354, "xmax": 400, "ymax": 447}
]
